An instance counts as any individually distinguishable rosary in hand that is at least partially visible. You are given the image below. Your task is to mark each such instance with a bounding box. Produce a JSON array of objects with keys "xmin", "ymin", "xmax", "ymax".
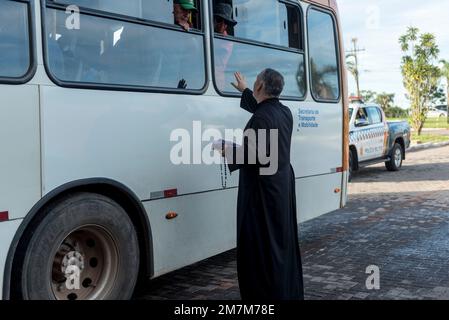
[{"xmin": 220, "ymin": 140, "xmax": 228, "ymax": 189}]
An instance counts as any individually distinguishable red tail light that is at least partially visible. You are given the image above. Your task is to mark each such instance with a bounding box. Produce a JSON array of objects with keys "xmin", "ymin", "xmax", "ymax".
[
  {"xmin": 164, "ymin": 189, "xmax": 178, "ymax": 198},
  {"xmin": 0, "ymin": 211, "xmax": 9, "ymax": 222}
]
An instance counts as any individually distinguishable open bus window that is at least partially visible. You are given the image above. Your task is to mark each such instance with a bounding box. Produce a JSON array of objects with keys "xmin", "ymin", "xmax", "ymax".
[
  {"xmin": 53, "ymin": 0, "xmax": 202, "ymax": 30},
  {"xmin": 0, "ymin": 0, "xmax": 30, "ymax": 79},
  {"xmin": 45, "ymin": 7, "xmax": 206, "ymax": 90},
  {"xmin": 212, "ymin": 0, "xmax": 305, "ymax": 98}
]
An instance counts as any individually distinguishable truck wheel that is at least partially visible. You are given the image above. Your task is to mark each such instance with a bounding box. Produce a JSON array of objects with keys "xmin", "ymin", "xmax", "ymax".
[
  {"xmin": 348, "ymin": 151, "xmax": 354, "ymax": 182},
  {"xmin": 386, "ymin": 143, "xmax": 403, "ymax": 172},
  {"xmin": 20, "ymin": 193, "xmax": 139, "ymax": 300}
]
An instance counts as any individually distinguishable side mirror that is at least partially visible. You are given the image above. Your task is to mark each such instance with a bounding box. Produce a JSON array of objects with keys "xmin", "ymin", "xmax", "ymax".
[{"xmin": 355, "ymin": 118, "xmax": 369, "ymax": 127}]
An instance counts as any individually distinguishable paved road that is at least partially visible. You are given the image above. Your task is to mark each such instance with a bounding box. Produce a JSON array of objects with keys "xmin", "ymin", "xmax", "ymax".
[{"xmin": 135, "ymin": 146, "xmax": 449, "ymax": 300}]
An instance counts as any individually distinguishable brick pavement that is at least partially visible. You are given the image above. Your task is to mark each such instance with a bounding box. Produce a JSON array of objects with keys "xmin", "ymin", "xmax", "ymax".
[{"xmin": 135, "ymin": 146, "xmax": 449, "ymax": 300}]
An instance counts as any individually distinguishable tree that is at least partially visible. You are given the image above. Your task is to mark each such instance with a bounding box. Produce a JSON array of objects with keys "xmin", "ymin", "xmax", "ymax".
[
  {"xmin": 440, "ymin": 60, "xmax": 449, "ymax": 106},
  {"xmin": 399, "ymin": 27, "xmax": 441, "ymax": 136},
  {"xmin": 346, "ymin": 59, "xmax": 359, "ymax": 96},
  {"xmin": 385, "ymin": 106, "xmax": 409, "ymax": 119},
  {"xmin": 432, "ymin": 85, "xmax": 447, "ymax": 105},
  {"xmin": 375, "ymin": 93, "xmax": 395, "ymax": 111},
  {"xmin": 360, "ymin": 90, "xmax": 377, "ymax": 103},
  {"xmin": 346, "ymin": 38, "xmax": 363, "ymax": 97}
]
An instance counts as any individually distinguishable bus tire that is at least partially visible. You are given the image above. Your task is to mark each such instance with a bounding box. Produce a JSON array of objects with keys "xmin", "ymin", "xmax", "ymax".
[
  {"xmin": 385, "ymin": 143, "xmax": 403, "ymax": 172},
  {"xmin": 20, "ymin": 192, "xmax": 139, "ymax": 300}
]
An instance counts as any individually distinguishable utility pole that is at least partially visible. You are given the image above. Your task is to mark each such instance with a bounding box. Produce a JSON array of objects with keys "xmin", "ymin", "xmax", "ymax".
[{"xmin": 346, "ymin": 38, "xmax": 365, "ymax": 98}]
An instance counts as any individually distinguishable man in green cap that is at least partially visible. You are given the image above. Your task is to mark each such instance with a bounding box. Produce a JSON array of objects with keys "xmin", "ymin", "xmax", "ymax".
[{"xmin": 173, "ymin": 0, "xmax": 198, "ymax": 31}]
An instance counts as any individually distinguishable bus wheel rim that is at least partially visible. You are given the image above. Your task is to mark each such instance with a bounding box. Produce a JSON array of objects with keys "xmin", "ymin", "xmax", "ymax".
[{"xmin": 50, "ymin": 225, "xmax": 119, "ymax": 300}]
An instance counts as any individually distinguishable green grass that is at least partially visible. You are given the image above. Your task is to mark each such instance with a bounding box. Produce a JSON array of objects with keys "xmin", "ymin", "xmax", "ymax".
[
  {"xmin": 388, "ymin": 117, "xmax": 449, "ymax": 129},
  {"xmin": 423, "ymin": 118, "xmax": 449, "ymax": 129},
  {"xmin": 411, "ymin": 133, "xmax": 449, "ymax": 144}
]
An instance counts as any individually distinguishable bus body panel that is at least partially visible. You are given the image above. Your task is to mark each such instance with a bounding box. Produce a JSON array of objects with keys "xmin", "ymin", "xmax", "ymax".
[
  {"xmin": 145, "ymin": 173, "xmax": 342, "ymax": 278},
  {"xmin": 0, "ymin": 220, "xmax": 22, "ymax": 299},
  {"xmin": 291, "ymin": 100, "xmax": 343, "ymax": 177},
  {"xmin": 39, "ymin": 85, "xmax": 345, "ymax": 280},
  {"xmin": 40, "ymin": 87, "xmax": 342, "ymax": 200},
  {"xmin": 0, "ymin": 84, "xmax": 41, "ymax": 221},
  {"xmin": 297, "ymin": 173, "xmax": 342, "ymax": 223},
  {"xmin": 40, "ymin": 86, "xmax": 245, "ymax": 199},
  {"xmin": 145, "ymin": 188, "xmax": 238, "ymax": 277}
]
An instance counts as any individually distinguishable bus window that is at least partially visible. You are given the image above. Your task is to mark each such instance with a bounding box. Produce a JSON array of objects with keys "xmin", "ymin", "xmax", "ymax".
[
  {"xmin": 54, "ymin": 0, "xmax": 201, "ymax": 29},
  {"xmin": 212, "ymin": 0, "xmax": 305, "ymax": 98},
  {"xmin": 0, "ymin": 0, "xmax": 30, "ymax": 79},
  {"xmin": 307, "ymin": 9, "xmax": 340, "ymax": 102},
  {"xmin": 142, "ymin": 0, "xmax": 175, "ymax": 25},
  {"xmin": 44, "ymin": 6, "xmax": 206, "ymax": 91},
  {"xmin": 229, "ymin": 0, "xmax": 300, "ymax": 49},
  {"xmin": 55, "ymin": 0, "xmax": 142, "ymax": 18}
]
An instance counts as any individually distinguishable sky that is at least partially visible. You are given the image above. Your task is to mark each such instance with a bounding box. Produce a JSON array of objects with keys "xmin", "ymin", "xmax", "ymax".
[{"xmin": 338, "ymin": 0, "xmax": 449, "ymax": 109}]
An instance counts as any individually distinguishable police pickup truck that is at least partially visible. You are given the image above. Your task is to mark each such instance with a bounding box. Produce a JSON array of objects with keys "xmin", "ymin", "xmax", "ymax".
[{"xmin": 349, "ymin": 102, "xmax": 411, "ymax": 181}]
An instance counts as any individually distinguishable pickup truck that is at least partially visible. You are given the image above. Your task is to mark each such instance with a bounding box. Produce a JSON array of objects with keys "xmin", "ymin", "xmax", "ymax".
[{"xmin": 349, "ymin": 102, "xmax": 411, "ymax": 181}]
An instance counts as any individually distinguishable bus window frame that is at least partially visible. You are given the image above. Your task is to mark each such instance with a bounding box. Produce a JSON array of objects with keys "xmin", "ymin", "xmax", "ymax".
[
  {"xmin": 0, "ymin": 0, "xmax": 37, "ymax": 85},
  {"xmin": 306, "ymin": 5, "xmax": 341, "ymax": 104},
  {"xmin": 209, "ymin": 0, "xmax": 308, "ymax": 101},
  {"xmin": 41, "ymin": 0, "xmax": 209, "ymax": 95}
]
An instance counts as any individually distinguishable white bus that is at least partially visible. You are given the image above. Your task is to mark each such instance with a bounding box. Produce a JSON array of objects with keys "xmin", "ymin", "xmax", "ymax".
[{"xmin": 0, "ymin": 0, "xmax": 349, "ymax": 300}]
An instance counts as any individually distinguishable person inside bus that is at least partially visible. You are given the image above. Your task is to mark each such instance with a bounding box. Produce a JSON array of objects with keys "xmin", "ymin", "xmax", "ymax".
[
  {"xmin": 172, "ymin": 0, "xmax": 199, "ymax": 88},
  {"xmin": 213, "ymin": 2, "xmax": 237, "ymax": 90},
  {"xmin": 213, "ymin": 2, "xmax": 236, "ymax": 36},
  {"xmin": 173, "ymin": 0, "xmax": 198, "ymax": 31},
  {"xmin": 214, "ymin": 69, "xmax": 304, "ymax": 300}
]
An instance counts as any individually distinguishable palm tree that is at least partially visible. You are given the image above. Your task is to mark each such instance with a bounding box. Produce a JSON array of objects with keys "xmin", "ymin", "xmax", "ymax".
[
  {"xmin": 346, "ymin": 58, "xmax": 360, "ymax": 97},
  {"xmin": 346, "ymin": 38, "xmax": 362, "ymax": 97}
]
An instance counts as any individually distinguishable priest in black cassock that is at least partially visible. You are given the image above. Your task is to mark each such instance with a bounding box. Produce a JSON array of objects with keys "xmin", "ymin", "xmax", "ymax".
[{"xmin": 215, "ymin": 69, "xmax": 304, "ymax": 300}]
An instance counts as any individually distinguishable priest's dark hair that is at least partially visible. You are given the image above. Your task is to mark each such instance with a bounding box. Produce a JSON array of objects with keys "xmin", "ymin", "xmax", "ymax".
[{"xmin": 259, "ymin": 68, "xmax": 285, "ymax": 98}]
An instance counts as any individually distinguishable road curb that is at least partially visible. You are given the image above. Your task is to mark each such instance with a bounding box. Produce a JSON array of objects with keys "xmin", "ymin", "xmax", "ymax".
[{"xmin": 407, "ymin": 141, "xmax": 449, "ymax": 152}]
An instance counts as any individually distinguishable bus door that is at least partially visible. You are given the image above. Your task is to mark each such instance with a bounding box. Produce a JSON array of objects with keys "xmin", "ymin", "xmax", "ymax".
[{"xmin": 0, "ymin": 0, "xmax": 41, "ymax": 222}]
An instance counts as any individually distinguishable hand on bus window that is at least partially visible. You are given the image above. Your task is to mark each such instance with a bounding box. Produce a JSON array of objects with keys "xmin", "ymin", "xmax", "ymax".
[
  {"xmin": 177, "ymin": 79, "xmax": 187, "ymax": 89},
  {"xmin": 231, "ymin": 72, "xmax": 248, "ymax": 93}
]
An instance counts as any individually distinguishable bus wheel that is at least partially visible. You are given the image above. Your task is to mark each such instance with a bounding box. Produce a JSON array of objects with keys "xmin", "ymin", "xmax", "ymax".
[
  {"xmin": 386, "ymin": 143, "xmax": 403, "ymax": 172},
  {"xmin": 20, "ymin": 193, "xmax": 139, "ymax": 300}
]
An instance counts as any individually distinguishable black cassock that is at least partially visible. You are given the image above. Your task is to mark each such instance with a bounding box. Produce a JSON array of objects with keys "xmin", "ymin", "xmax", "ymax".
[{"xmin": 226, "ymin": 88, "xmax": 304, "ymax": 300}]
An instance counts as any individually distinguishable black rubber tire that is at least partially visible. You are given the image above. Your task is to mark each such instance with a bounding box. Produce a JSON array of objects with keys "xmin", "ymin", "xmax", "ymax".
[
  {"xmin": 20, "ymin": 192, "xmax": 139, "ymax": 300},
  {"xmin": 348, "ymin": 150, "xmax": 354, "ymax": 182},
  {"xmin": 385, "ymin": 143, "xmax": 403, "ymax": 172}
]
